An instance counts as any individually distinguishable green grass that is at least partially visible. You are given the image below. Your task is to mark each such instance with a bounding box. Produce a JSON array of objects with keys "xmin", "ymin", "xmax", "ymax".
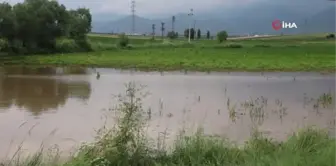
[
  {"xmin": 88, "ymin": 35, "xmax": 163, "ymax": 45},
  {"xmin": 1, "ymin": 34, "xmax": 335, "ymax": 72},
  {"xmin": 3, "ymin": 128, "xmax": 335, "ymax": 166},
  {"xmin": 1, "ymin": 44, "xmax": 334, "ymax": 72},
  {"xmin": 61, "ymin": 129, "xmax": 334, "ymax": 166},
  {"xmin": 1, "ymin": 82, "xmax": 335, "ymax": 166}
]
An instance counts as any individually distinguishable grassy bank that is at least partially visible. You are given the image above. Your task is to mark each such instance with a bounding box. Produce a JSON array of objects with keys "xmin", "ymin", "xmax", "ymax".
[
  {"xmin": 0, "ymin": 34, "xmax": 335, "ymax": 72},
  {"xmin": 4, "ymin": 129, "xmax": 335, "ymax": 166},
  {"xmin": 1, "ymin": 82, "xmax": 335, "ymax": 166},
  {"xmin": 1, "ymin": 45, "xmax": 334, "ymax": 72}
]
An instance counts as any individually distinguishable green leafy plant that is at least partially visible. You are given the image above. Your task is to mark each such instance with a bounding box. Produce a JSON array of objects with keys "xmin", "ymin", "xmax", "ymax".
[
  {"xmin": 217, "ymin": 30, "xmax": 228, "ymax": 43},
  {"xmin": 117, "ymin": 33, "xmax": 129, "ymax": 48}
]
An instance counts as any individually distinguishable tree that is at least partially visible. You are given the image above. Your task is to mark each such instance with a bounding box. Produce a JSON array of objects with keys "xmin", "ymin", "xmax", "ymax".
[
  {"xmin": 152, "ymin": 24, "xmax": 155, "ymax": 39},
  {"xmin": 172, "ymin": 16, "xmax": 175, "ymax": 32},
  {"xmin": 161, "ymin": 22, "xmax": 165, "ymax": 40},
  {"xmin": 217, "ymin": 30, "xmax": 228, "ymax": 43},
  {"xmin": 69, "ymin": 8, "xmax": 92, "ymax": 39},
  {"xmin": 326, "ymin": 33, "xmax": 335, "ymax": 39},
  {"xmin": 68, "ymin": 8, "xmax": 92, "ymax": 51},
  {"xmin": 197, "ymin": 29, "xmax": 201, "ymax": 39},
  {"xmin": 0, "ymin": 0, "xmax": 92, "ymax": 54},
  {"xmin": 191, "ymin": 28, "xmax": 195, "ymax": 40},
  {"xmin": 206, "ymin": 30, "xmax": 210, "ymax": 39},
  {"xmin": 184, "ymin": 29, "xmax": 188, "ymax": 38},
  {"xmin": 0, "ymin": 2, "xmax": 16, "ymax": 45},
  {"xmin": 183, "ymin": 28, "xmax": 195, "ymax": 40}
]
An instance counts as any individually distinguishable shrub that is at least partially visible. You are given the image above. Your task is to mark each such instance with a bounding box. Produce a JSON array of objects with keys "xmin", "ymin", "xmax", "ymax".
[
  {"xmin": 10, "ymin": 39, "xmax": 27, "ymax": 54},
  {"xmin": 55, "ymin": 37, "xmax": 92, "ymax": 53},
  {"xmin": 225, "ymin": 43, "xmax": 243, "ymax": 48},
  {"xmin": 167, "ymin": 31, "xmax": 178, "ymax": 39},
  {"xmin": 149, "ymin": 37, "xmax": 156, "ymax": 43},
  {"xmin": 213, "ymin": 43, "xmax": 243, "ymax": 49},
  {"xmin": 326, "ymin": 34, "xmax": 335, "ymax": 39},
  {"xmin": 284, "ymin": 45, "xmax": 299, "ymax": 48},
  {"xmin": 118, "ymin": 33, "xmax": 129, "ymax": 48},
  {"xmin": 0, "ymin": 38, "xmax": 8, "ymax": 52},
  {"xmin": 217, "ymin": 31, "xmax": 228, "ymax": 43},
  {"xmin": 162, "ymin": 39, "xmax": 174, "ymax": 45},
  {"xmin": 126, "ymin": 44, "xmax": 134, "ymax": 49},
  {"xmin": 91, "ymin": 42, "xmax": 117, "ymax": 51},
  {"xmin": 75, "ymin": 38, "xmax": 93, "ymax": 51},
  {"xmin": 254, "ymin": 44, "xmax": 271, "ymax": 48},
  {"xmin": 56, "ymin": 38, "xmax": 79, "ymax": 53}
]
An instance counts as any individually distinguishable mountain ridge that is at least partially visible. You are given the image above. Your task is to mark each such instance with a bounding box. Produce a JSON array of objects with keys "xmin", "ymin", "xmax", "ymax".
[{"xmin": 92, "ymin": 4, "xmax": 335, "ymax": 35}]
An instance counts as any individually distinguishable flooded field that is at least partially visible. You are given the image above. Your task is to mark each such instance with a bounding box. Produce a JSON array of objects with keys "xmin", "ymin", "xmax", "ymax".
[{"xmin": 0, "ymin": 66, "xmax": 334, "ymax": 159}]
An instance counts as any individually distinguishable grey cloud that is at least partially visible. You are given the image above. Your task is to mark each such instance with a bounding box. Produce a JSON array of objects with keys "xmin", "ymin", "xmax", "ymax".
[{"xmin": 0, "ymin": 0, "xmax": 263, "ymax": 16}]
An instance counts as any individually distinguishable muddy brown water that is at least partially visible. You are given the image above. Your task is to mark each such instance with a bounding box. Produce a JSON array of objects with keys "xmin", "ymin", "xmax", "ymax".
[{"xmin": 0, "ymin": 66, "xmax": 335, "ymax": 159}]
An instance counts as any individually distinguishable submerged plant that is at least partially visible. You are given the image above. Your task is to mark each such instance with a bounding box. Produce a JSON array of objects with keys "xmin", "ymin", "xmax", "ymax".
[
  {"xmin": 74, "ymin": 82, "xmax": 155, "ymax": 166},
  {"xmin": 243, "ymin": 97, "xmax": 267, "ymax": 126},
  {"xmin": 228, "ymin": 104, "xmax": 238, "ymax": 123},
  {"xmin": 317, "ymin": 92, "xmax": 334, "ymax": 108}
]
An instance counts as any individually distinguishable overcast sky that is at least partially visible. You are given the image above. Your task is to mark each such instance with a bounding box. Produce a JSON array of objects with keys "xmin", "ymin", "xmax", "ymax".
[
  {"xmin": 1, "ymin": 0, "xmax": 332, "ymax": 18},
  {"xmin": 0, "ymin": 0, "xmax": 263, "ymax": 16}
]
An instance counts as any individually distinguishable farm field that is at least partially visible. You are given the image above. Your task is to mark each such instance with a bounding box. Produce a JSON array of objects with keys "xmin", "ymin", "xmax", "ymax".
[{"xmin": 1, "ymin": 34, "xmax": 335, "ymax": 72}]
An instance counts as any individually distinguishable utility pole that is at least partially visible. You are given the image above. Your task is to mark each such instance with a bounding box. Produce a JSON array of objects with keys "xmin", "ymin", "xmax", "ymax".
[
  {"xmin": 188, "ymin": 8, "xmax": 193, "ymax": 43},
  {"xmin": 194, "ymin": 20, "xmax": 196, "ymax": 40},
  {"xmin": 131, "ymin": 0, "xmax": 136, "ymax": 35}
]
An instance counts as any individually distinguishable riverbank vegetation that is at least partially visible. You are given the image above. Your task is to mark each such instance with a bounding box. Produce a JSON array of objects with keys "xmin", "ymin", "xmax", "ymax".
[
  {"xmin": 0, "ymin": 0, "xmax": 92, "ymax": 54},
  {"xmin": 1, "ymin": 83, "xmax": 335, "ymax": 166}
]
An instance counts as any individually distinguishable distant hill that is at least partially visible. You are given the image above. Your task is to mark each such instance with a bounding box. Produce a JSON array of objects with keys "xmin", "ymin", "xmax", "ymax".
[
  {"xmin": 92, "ymin": 3, "xmax": 335, "ymax": 35},
  {"xmin": 305, "ymin": 6, "xmax": 336, "ymax": 33}
]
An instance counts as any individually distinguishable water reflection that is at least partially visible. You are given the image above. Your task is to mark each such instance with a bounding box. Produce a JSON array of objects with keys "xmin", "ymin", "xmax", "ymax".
[
  {"xmin": 0, "ymin": 66, "xmax": 91, "ymax": 75},
  {"xmin": 0, "ymin": 71, "xmax": 91, "ymax": 115}
]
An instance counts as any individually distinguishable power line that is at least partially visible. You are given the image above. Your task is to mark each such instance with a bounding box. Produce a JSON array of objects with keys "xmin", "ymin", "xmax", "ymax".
[
  {"xmin": 188, "ymin": 8, "xmax": 193, "ymax": 43},
  {"xmin": 131, "ymin": 0, "xmax": 136, "ymax": 34}
]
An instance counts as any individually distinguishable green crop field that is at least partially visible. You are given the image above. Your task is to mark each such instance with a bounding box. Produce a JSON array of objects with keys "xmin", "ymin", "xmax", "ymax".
[{"xmin": 1, "ymin": 34, "xmax": 335, "ymax": 72}]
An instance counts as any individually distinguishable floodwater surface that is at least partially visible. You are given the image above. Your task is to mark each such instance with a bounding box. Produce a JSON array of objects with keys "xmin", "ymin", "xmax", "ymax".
[{"xmin": 0, "ymin": 66, "xmax": 335, "ymax": 159}]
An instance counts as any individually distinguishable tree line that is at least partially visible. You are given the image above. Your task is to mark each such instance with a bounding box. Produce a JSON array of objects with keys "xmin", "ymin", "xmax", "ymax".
[
  {"xmin": 182, "ymin": 28, "xmax": 211, "ymax": 40},
  {"xmin": 0, "ymin": 0, "xmax": 92, "ymax": 55},
  {"xmin": 151, "ymin": 15, "xmax": 213, "ymax": 40}
]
